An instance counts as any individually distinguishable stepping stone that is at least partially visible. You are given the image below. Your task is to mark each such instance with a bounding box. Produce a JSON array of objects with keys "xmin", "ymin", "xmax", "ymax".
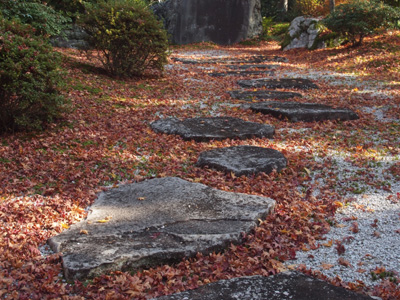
[
  {"xmin": 237, "ymin": 78, "xmax": 318, "ymax": 90},
  {"xmin": 227, "ymin": 64, "xmax": 279, "ymax": 70},
  {"xmin": 229, "ymin": 90, "xmax": 302, "ymax": 101},
  {"xmin": 172, "ymin": 56, "xmax": 287, "ymax": 65},
  {"xmin": 196, "ymin": 146, "xmax": 287, "ymax": 176},
  {"xmin": 151, "ymin": 271, "xmax": 374, "ymax": 300},
  {"xmin": 248, "ymin": 101, "xmax": 359, "ymax": 122},
  {"xmin": 48, "ymin": 177, "xmax": 275, "ymax": 281},
  {"xmin": 208, "ymin": 70, "xmax": 274, "ymax": 77},
  {"xmin": 151, "ymin": 117, "xmax": 275, "ymax": 142}
]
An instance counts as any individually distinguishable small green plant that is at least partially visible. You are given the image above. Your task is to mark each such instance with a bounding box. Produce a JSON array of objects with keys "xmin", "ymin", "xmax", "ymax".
[
  {"xmin": 0, "ymin": 18, "xmax": 67, "ymax": 133},
  {"xmin": 0, "ymin": 0, "xmax": 70, "ymax": 36},
  {"xmin": 79, "ymin": 0, "xmax": 169, "ymax": 78},
  {"xmin": 323, "ymin": 0, "xmax": 400, "ymax": 46}
]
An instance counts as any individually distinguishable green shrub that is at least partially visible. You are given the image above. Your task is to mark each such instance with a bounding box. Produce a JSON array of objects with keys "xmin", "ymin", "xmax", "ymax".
[
  {"xmin": 0, "ymin": 18, "xmax": 67, "ymax": 133},
  {"xmin": 0, "ymin": 0, "xmax": 70, "ymax": 36},
  {"xmin": 79, "ymin": 0, "xmax": 168, "ymax": 78},
  {"xmin": 323, "ymin": 0, "xmax": 400, "ymax": 46}
]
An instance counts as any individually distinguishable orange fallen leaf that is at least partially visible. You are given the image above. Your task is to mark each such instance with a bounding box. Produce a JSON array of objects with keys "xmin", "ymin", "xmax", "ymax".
[
  {"xmin": 61, "ymin": 223, "xmax": 69, "ymax": 229},
  {"xmin": 321, "ymin": 263, "xmax": 334, "ymax": 270},
  {"xmin": 338, "ymin": 257, "xmax": 351, "ymax": 267},
  {"xmin": 80, "ymin": 230, "xmax": 89, "ymax": 235},
  {"xmin": 322, "ymin": 240, "xmax": 333, "ymax": 247}
]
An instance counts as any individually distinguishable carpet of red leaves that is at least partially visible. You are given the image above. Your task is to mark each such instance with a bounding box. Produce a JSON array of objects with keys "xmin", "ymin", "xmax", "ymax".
[{"xmin": 0, "ymin": 31, "xmax": 399, "ymax": 299}]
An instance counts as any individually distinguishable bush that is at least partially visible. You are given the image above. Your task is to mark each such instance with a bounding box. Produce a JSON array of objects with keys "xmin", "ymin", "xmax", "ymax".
[
  {"xmin": 79, "ymin": 0, "xmax": 168, "ymax": 78},
  {"xmin": 324, "ymin": 0, "xmax": 400, "ymax": 46},
  {"xmin": 0, "ymin": 18, "xmax": 67, "ymax": 133},
  {"xmin": 0, "ymin": 0, "xmax": 70, "ymax": 36}
]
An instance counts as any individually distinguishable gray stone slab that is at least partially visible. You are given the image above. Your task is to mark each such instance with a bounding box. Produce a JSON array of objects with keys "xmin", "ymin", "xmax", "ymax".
[
  {"xmin": 151, "ymin": 271, "xmax": 373, "ymax": 300},
  {"xmin": 172, "ymin": 56, "xmax": 287, "ymax": 65},
  {"xmin": 248, "ymin": 101, "xmax": 359, "ymax": 122},
  {"xmin": 196, "ymin": 146, "xmax": 287, "ymax": 176},
  {"xmin": 229, "ymin": 90, "xmax": 302, "ymax": 101},
  {"xmin": 150, "ymin": 117, "xmax": 275, "ymax": 142},
  {"xmin": 227, "ymin": 64, "xmax": 280, "ymax": 70},
  {"xmin": 208, "ymin": 70, "xmax": 274, "ymax": 77},
  {"xmin": 237, "ymin": 78, "xmax": 319, "ymax": 89},
  {"xmin": 48, "ymin": 177, "xmax": 275, "ymax": 281}
]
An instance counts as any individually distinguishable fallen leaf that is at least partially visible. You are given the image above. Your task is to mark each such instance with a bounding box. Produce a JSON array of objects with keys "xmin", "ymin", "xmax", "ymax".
[
  {"xmin": 338, "ymin": 257, "xmax": 351, "ymax": 267},
  {"xmin": 321, "ymin": 263, "xmax": 334, "ymax": 270}
]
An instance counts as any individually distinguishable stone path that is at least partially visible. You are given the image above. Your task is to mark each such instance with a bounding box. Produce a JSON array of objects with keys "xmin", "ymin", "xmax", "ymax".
[
  {"xmin": 152, "ymin": 272, "xmax": 373, "ymax": 300},
  {"xmin": 237, "ymin": 78, "xmax": 319, "ymax": 89},
  {"xmin": 248, "ymin": 101, "xmax": 359, "ymax": 122},
  {"xmin": 208, "ymin": 70, "xmax": 274, "ymax": 77},
  {"xmin": 227, "ymin": 64, "xmax": 279, "ymax": 70},
  {"xmin": 48, "ymin": 177, "xmax": 275, "ymax": 281},
  {"xmin": 49, "ymin": 53, "xmax": 363, "ymax": 299},
  {"xmin": 196, "ymin": 146, "xmax": 287, "ymax": 176},
  {"xmin": 151, "ymin": 117, "xmax": 275, "ymax": 141},
  {"xmin": 172, "ymin": 55, "xmax": 288, "ymax": 64},
  {"xmin": 229, "ymin": 90, "xmax": 302, "ymax": 101}
]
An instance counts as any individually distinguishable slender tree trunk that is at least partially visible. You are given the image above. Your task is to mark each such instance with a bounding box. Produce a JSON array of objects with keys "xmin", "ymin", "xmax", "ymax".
[
  {"xmin": 277, "ymin": 0, "xmax": 288, "ymax": 21},
  {"xmin": 329, "ymin": 0, "xmax": 335, "ymax": 13}
]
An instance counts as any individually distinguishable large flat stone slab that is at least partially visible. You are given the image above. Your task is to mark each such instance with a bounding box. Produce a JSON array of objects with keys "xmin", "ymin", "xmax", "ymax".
[
  {"xmin": 227, "ymin": 64, "xmax": 280, "ymax": 70},
  {"xmin": 152, "ymin": 271, "xmax": 373, "ymax": 300},
  {"xmin": 208, "ymin": 70, "xmax": 274, "ymax": 77},
  {"xmin": 248, "ymin": 101, "xmax": 359, "ymax": 122},
  {"xmin": 151, "ymin": 117, "xmax": 275, "ymax": 142},
  {"xmin": 196, "ymin": 146, "xmax": 287, "ymax": 176},
  {"xmin": 48, "ymin": 177, "xmax": 275, "ymax": 281},
  {"xmin": 237, "ymin": 78, "xmax": 318, "ymax": 89},
  {"xmin": 229, "ymin": 90, "xmax": 302, "ymax": 101},
  {"xmin": 172, "ymin": 55, "xmax": 287, "ymax": 64}
]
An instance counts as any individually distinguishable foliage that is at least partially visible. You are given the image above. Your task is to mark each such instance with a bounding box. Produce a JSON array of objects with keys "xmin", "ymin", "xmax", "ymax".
[
  {"xmin": 290, "ymin": 0, "xmax": 326, "ymax": 16},
  {"xmin": 79, "ymin": 0, "xmax": 168, "ymax": 78},
  {"xmin": 323, "ymin": 0, "xmax": 400, "ymax": 46},
  {"xmin": 0, "ymin": 0, "xmax": 70, "ymax": 36},
  {"xmin": 260, "ymin": 21, "xmax": 290, "ymax": 42},
  {"xmin": 0, "ymin": 18, "xmax": 67, "ymax": 133}
]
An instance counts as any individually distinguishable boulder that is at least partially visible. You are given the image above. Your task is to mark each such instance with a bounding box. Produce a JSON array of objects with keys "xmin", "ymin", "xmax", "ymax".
[
  {"xmin": 237, "ymin": 78, "xmax": 319, "ymax": 90},
  {"xmin": 197, "ymin": 146, "xmax": 287, "ymax": 176},
  {"xmin": 48, "ymin": 177, "xmax": 275, "ymax": 281},
  {"xmin": 50, "ymin": 24, "xmax": 90, "ymax": 49},
  {"xmin": 152, "ymin": 0, "xmax": 262, "ymax": 45},
  {"xmin": 229, "ymin": 90, "xmax": 302, "ymax": 101},
  {"xmin": 151, "ymin": 117, "xmax": 275, "ymax": 141},
  {"xmin": 248, "ymin": 101, "xmax": 359, "ymax": 122},
  {"xmin": 282, "ymin": 16, "xmax": 325, "ymax": 51},
  {"xmin": 151, "ymin": 271, "xmax": 374, "ymax": 300}
]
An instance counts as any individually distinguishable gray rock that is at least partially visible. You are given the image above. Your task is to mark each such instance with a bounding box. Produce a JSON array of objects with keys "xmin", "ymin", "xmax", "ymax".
[
  {"xmin": 48, "ymin": 177, "xmax": 275, "ymax": 281},
  {"xmin": 172, "ymin": 55, "xmax": 287, "ymax": 64},
  {"xmin": 229, "ymin": 90, "xmax": 302, "ymax": 101},
  {"xmin": 151, "ymin": 271, "xmax": 374, "ymax": 299},
  {"xmin": 248, "ymin": 101, "xmax": 359, "ymax": 122},
  {"xmin": 208, "ymin": 70, "xmax": 274, "ymax": 77},
  {"xmin": 152, "ymin": 0, "xmax": 262, "ymax": 45},
  {"xmin": 237, "ymin": 78, "xmax": 319, "ymax": 90},
  {"xmin": 196, "ymin": 146, "xmax": 287, "ymax": 176},
  {"xmin": 227, "ymin": 64, "xmax": 280, "ymax": 70},
  {"xmin": 283, "ymin": 16, "xmax": 325, "ymax": 51},
  {"xmin": 50, "ymin": 24, "xmax": 90, "ymax": 50},
  {"xmin": 150, "ymin": 117, "xmax": 275, "ymax": 141}
]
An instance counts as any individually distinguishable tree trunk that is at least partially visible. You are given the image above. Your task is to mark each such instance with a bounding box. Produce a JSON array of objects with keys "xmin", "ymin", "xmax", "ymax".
[{"xmin": 329, "ymin": 0, "xmax": 335, "ymax": 13}]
